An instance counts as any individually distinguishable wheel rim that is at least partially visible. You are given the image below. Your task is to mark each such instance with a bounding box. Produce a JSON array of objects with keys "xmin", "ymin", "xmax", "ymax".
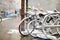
[{"xmin": 19, "ymin": 16, "xmax": 32, "ymax": 36}]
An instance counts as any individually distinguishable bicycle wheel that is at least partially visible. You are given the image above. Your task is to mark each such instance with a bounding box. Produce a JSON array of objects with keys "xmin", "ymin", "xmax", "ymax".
[
  {"xmin": 42, "ymin": 12, "xmax": 60, "ymax": 39},
  {"xmin": 27, "ymin": 19, "xmax": 43, "ymax": 37},
  {"xmin": 27, "ymin": 19, "xmax": 35, "ymax": 37},
  {"xmin": 19, "ymin": 15, "xmax": 34, "ymax": 36}
]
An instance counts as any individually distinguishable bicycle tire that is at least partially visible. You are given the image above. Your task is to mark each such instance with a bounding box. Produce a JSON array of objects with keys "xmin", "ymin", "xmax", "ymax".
[
  {"xmin": 19, "ymin": 16, "xmax": 34, "ymax": 36},
  {"xmin": 27, "ymin": 19, "xmax": 43, "ymax": 37},
  {"xmin": 42, "ymin": 12, "xmax": 60, "ymax": 38}
]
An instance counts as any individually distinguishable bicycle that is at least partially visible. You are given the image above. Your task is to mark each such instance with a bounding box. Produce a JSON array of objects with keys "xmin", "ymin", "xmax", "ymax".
[
  {"xmin": 27, "ymin": 11, "xmax": 60, "ymax": 40},
  {"xmin": 19, "ymin": 9, "xmax": 44, "ymax": 36}
]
